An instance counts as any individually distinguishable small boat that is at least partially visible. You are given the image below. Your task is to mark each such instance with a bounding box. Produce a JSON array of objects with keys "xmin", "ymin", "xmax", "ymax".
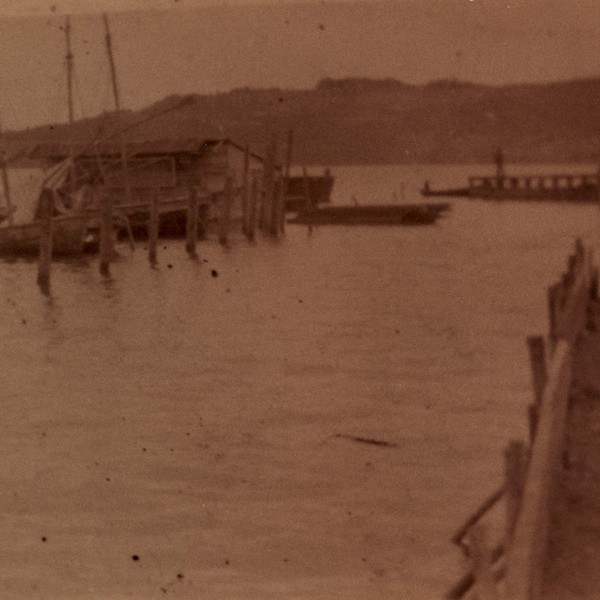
[
  {"xmin": 0, "ymin": 160, "xmax": 99, "ymax": 256},
  {"xmin": 0, "ymin": 214, "xmax": 91, "ymax": 256},
  {"xmin": 288, "ymin": 202, "xmax": 450, "ymax": 226}
]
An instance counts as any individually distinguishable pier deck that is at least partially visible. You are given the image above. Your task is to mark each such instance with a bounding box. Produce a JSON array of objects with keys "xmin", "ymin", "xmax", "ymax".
[{"xmin": 543, "ymin": 301, "xmax": 600, "ymax": 599}]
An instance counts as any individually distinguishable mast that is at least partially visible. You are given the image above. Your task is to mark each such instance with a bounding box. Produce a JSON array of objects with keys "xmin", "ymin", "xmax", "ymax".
[
  {"xmin": 65, "ymin": 15, "xmax": 74, "ymax": 124},
  {"xmin": 103, "ymin": 13, "xmax": 121, "ymax": 111},
  {"xmin": 102, "ymin": 13, "xmax": 132, "ymax": 212}
]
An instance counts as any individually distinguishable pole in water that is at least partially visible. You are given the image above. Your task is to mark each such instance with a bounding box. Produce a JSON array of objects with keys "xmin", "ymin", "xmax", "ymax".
[
  {"xmin": 241, "ymin": 144, "xmax": 250, "ymax": 236},
  {"xmin": 185, "ymin": 184, "xmax": 199, "ymax": 256},
  {"xmin": 99, "ymin": 187, "xmax": 113, "ymax": 277},
  {"xmin": 219, "ymin": 175, "xmax": 233, "ymax": 246},
  {"xmin": 148, "ymin": 188, "xmax": 159, "ymax": 265},
  {"xmin": 37, "ymin": 189, "xmax": 53, "ymax": 292},
  {"xmin": 280, "ymin": 129, "xmax": 294, "ymax": 234},
  {"xmin": 302, "ymin": 166, "xmax": 312, "ymax": 235},
  {"xmin": 246, "ymin": 175, "xmax": 257, "ymax": 242}
]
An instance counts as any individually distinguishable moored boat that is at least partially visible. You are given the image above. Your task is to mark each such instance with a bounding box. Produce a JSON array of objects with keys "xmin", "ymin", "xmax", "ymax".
[{"xmin": 288, "ymin": 202, "xmax": 450, "ymax": 226}]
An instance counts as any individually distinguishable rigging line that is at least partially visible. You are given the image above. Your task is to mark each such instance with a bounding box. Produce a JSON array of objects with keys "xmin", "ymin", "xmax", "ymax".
[{"xmin": 72, "ymin": 68, "xmax": 88, "ymax": 120}]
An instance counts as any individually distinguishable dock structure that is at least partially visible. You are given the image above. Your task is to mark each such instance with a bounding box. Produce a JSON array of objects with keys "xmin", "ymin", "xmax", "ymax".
[
  {"xmin": 446, "ymin": 238, "xmax": 600, "ymax": 600},
  {"xmin": 22, "ymin": 134, "xmax": 302, "ymax": 290}
]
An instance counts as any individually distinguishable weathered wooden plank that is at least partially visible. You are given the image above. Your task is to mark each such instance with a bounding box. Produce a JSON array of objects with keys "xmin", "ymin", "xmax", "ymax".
[
  {"xmin": 99, "ymin": 187, "xmax": 113, "ymax": 277},
  {"xmin": 37, "ymin": 190, "xmax": 53, "ymax": 291},
  {"xmin": 148, "ymin": 188, "xmax": 159, "ymax": 265}
]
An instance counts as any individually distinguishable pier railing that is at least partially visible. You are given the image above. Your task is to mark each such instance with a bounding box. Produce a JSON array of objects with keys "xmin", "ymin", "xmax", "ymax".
[{"xmin": 446, "ymin": 238, "xmax": 596, "ymax": 600}]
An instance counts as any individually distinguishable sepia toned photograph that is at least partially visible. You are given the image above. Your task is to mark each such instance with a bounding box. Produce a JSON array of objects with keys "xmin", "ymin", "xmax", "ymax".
[{"xmin": 0, "ymin": 0, "xmax": 599, "ymax": 598}]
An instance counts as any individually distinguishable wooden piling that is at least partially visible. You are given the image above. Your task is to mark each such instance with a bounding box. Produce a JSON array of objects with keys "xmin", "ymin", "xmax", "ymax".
[
  {"xmin": 302, "ymin": 166, "xmax": 312, "ymax": 234},
  {"xmin": 37, "ymin": 190, "xmax": 53, "ymax": 291},
  {"xmin": 261, "ymin": 137, "xmax": 276, "ymax": 232},
  {"xmin": 148, "ymin": 188, "xmax": 159, "ymax": 265},
  {"xmin": 241, "ymin": 144, "xmax": 250, "ymax": 236},
  {"xmin": 219, "ymin": 175, "xmax": 233, "ymax": 245},
  {"xmin": 468, "ymin": 524, "xmax": 499, "ymax": 600},
  {"xmin": 271, "ymin": 175, "xmax": 283, "ymax": 237},
  {"xmin": 280, "ymin": 129, "xmax": 294, "ymax": 234},
  {"xmin": 99, "ymin": 187, "xmax": 113, "ymax": 277},
  {"xmin": 547, "ymin": 283, "xmax": 560, "ymax": 345},
  {"xmin": 527, "ymin": 404, "xmax": 539, "ymax": 443},
  {"xmin": 302, "ymin": 166, "xmax": 311, "ymax": 211},
  {"xmin": 185, "ymin": 185, "xmax": 198, "ymax": 256},
  {"xmin": 246, "ymin": 175, "xmax": 257, "ymax": 242},
  {"xmin": 504, "ymin": 440, "xmax": 528, "ymax": 540},
  {"xmin": 527, "ymin": 335, "xmax": 547, "ymax": 407}
]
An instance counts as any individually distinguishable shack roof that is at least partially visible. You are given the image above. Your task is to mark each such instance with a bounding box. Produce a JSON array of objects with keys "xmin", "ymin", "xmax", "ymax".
[{"xmin": 27, "ymin": 138, "xmax": 264, "ymax": 162}]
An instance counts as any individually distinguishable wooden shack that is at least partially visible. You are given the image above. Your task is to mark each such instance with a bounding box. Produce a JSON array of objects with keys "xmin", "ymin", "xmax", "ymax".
[
  {"xmin": 28, "ymin": 137, "xmax": 265, "ymax": 194},
  {"xmin": 27, "ymin": 138, "xmax": 268, "ymax": 236}
]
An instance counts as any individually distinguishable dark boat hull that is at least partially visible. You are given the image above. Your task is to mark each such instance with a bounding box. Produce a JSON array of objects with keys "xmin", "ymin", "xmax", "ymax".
[
  {"xmin": 0, "ymin": 216, "xmax": 90, "ymax": 256},
  {"xmin": 288, "ymin": 203, "xmax": 450, "ymax": 226}
]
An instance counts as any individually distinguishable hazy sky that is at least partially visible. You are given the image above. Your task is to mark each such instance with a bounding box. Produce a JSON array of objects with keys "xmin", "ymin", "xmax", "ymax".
[{"xmin": 0, "ymin": 0, "xmax": 598, "ymax": 130}]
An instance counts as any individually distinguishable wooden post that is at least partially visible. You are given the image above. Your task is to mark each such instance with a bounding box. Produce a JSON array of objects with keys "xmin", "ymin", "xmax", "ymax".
[
  {"xmin": 271, "ymin": 175, "xmax": 282, "ymax": 236},
  {"xmin": 37, "ymin": 190, "xmax": 53, "ymax": 291},
  {"xmin": 504, "ymin": 440, "xmax": 528, "ymax": 540},
  {"xmin": 241, "ymin": 144, "xmax": 250, "ymax": 236},
  {"xmin": 591, "ymin": 266, "xmax": 599, "ymax": 300},
  {"xmin": 185, "ymin": 185, "xmax": 198, "ymax": 256},
  {"xmin": 99, "ymin": 187, "xmax": 113, "ymax": 277},
  {"xmin": 527, "ymin": 335, "xmax": 547, "ymax": 407},
  {"xmin": 261, "ymin": 137, "xmax": 275, "ymax": 232},
  {"xmin": 547, "ymin": 283, "xmax": 560, "ymax": 347},
  {"xmin": 280, "ymin": 129, "xmax": 293, "ymax": 233},
  {"xmin": 219, "ymin": 175, "xmax": 233, "ymax": 245},
  {"xmin": 468, "ymin": 524, "xmax": 499, "ymax": 600},
  {"xmin": 302, "ymin": 166, "xmax": 311, "ymax": 211},
  {"xmin": 246, "ymin": 175, "xmax": 257, "ymax": 242},
  {"xmin": 148, "ymin": 188, "xmax": 159, "ymax": 265},
  {"xmin": 302, "ymin": 166, "xmax": 313, "ymax": 234},
  {"xmin": 119, "ymin": 144, "xmax": 135, "ymax": 251},
  {"xmin": 269, "ymin": 137, "xmax": 278, "ymax": 234}
]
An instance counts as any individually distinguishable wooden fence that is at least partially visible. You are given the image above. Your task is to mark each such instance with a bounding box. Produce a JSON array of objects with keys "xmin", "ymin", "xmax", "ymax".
[{"xmin": 446, "ymin": 238, "xmax": 597, "ymax": 600}]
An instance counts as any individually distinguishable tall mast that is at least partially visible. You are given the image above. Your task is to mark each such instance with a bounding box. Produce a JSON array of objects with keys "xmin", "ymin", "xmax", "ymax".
[
  {"xmin": 65, "ymin": 15, "xmax": 74, "ymax": 124},
  {"xmin": 103, "ymin": 13, "xmax": 121, "ymax": 111}
]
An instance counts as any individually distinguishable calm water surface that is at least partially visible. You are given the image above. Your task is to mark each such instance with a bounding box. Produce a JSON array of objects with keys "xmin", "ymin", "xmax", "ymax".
[{"xmin": 1, "ymin": 163, "xmax": 599, "ymax": 599}]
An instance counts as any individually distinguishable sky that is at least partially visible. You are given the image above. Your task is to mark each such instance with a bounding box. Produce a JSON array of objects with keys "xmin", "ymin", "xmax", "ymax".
[{"xmin": 0, "ymin": 0, "xmax": 598, "ymax": 130}]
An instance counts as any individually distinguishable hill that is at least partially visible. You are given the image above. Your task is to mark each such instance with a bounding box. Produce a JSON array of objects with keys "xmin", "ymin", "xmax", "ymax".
[{"xmin": 4, "ymin": 77, "xmax": 600, "ymax": 165}]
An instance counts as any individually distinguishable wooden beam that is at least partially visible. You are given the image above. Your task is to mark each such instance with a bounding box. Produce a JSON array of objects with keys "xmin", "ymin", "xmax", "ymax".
[
  {"xmin": 185, "ymin": 184, "xmax": 198, "ymax": 257},
  {"xmin": 37, "ymin": 190, "xmax": 53, "ymax": 292},
  {"xmin": 148, "ymin": 188, "xmax": 159, "ymax": 265},
  {"xmin": 99, "ymin": 187, "xmax": 113, "ymax": 276}
]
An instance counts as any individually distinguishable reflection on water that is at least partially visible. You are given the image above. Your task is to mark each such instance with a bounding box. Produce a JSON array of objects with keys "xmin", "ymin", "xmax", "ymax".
[{"xmin": 0, "ymin": 163, "xmax": 599, "ymax": 599}]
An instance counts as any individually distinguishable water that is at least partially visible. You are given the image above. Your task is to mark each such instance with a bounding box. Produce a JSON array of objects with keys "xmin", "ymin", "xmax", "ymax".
[{"xmin": 1, "ymin": 163, "xmax": 599, "ymax": 599}]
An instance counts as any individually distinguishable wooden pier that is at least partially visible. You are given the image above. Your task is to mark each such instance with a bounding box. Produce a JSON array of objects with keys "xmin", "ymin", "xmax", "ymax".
[
  {"xmin": 446, "ymin": 238, "xmax": 599, "ymax": 600},
  {"xmin": 26, "ymin": 134, "xmax": 296, "ymax": 291}
]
